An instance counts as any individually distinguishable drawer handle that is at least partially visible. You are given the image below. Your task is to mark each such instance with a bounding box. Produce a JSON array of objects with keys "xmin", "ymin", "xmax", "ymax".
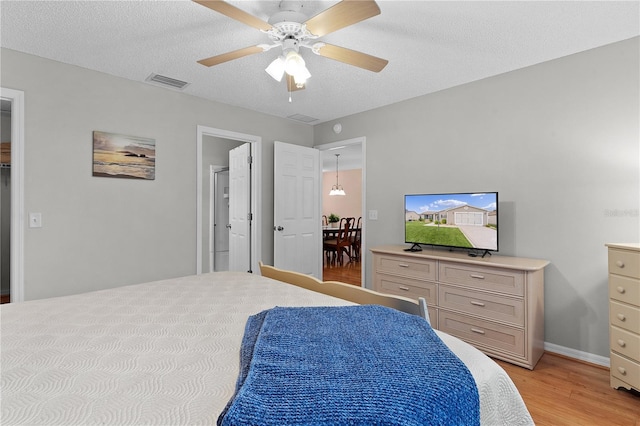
[
  {"xmin": 617, "ymin": 313, "xmax": 626, "ymax": 322},
  {"xmin": 470, "ymin": 274, "xmax": 485, "ymax": 280},
  {"xmin": 617, "ymin": 339, "xmax": 626, "ymax": 348},
  {"xmin": 398, "ymin": 263, "xmax": 409, "ymax": 268},
  {"xmin": 470, "ymin": 301, "xmax": 486, "ymax": 307},
  {"xmin": 398, "ymin": 286, "xmax": 410, "ymax": 291},
  {"xmin": 470, "ymin": 328, "xmax": 486, "ymax": 335},
  {"xmin": 616, "ymin": 286, "xmax": 626, "ymax": 294},
  {"xmin": 615, "ymin": 260, "xmax": 625, "ymax": 268},
  {"xmin": 617, "ymin": 366, "xmax": 627, "ymax": 375}
]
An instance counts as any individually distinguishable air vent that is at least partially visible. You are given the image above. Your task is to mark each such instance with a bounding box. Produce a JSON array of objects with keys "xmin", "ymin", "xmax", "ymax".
[
  {"xmin": 145, "ymin": 73, "xmax": 190, "ymax": 90},
  {"xmin": 287, "ymin": 113, "xmax": 318, "ymax": 123}
]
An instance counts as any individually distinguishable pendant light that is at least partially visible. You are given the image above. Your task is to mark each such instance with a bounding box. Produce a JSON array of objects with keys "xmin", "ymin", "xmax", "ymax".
[{"xmin": 329, "ymin": 154, "xmax": 346, "ymax": 196}]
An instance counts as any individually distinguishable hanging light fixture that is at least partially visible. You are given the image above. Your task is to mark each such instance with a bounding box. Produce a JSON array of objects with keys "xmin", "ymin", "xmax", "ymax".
[{"xmin": 329, "ymin": 153, "xmax": 346, "ymax": 196}]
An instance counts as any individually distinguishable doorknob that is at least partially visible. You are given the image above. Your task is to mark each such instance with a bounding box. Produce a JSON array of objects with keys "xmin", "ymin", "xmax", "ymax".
[
  {"xmin": 226, "ymin": 224, "xmax": 231, "ymax": 229},
  {"xmin": 275, "ymin": 226, "xmax": 284, "ymax": 231}
]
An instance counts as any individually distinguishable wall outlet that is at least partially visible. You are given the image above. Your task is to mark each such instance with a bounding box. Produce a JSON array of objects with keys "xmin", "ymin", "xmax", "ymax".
[{"xmin": 368, "ymin": 210, "xmax": 378, "ymax": 220}]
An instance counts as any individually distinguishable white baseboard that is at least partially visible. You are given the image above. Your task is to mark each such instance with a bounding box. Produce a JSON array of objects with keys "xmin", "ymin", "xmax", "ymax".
[{"xmin": 544, "ymin": 342, "xmax": 610, "ymax": 368}]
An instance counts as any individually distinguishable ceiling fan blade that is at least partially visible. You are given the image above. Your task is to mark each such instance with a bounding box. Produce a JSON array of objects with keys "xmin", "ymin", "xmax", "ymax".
[
  {"xmin": 198, "ymin": 45, "xmax": 264, "ymax": 67},
  {"xmin": 304, "ymin": 0, "xmax": 381, "ymax": 37},
  {"xmin": 315, "ymin": 43, "xmax": 388, "ymax": 72},
  {"xmin": 193, "ymin": 0, "xmax": 272, "ymax": 31},
  {"xmin": 286, "ymin": 74, "xmax": 305, "ymax": 92}
]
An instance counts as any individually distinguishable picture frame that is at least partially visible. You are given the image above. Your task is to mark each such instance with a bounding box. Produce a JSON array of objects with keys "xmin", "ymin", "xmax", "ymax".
[{"xmin": 93, "ymin": 131, "xmax": 155, "ymax": 180}]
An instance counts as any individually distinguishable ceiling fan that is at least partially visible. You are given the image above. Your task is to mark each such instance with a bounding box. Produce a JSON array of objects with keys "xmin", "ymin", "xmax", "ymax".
[{"xmin": 194, "ymin": 0, "xmax": 388, "ymax": 96}]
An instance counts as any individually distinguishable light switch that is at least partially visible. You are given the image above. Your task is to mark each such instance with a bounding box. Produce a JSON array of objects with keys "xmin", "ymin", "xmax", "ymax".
[
  {"xmin": 368, "ymin": 210, "xmax": 378, "ymax": 220},
  {"xmin": 29, "ymin": 212, "xmax": 42, "ymax": 228}
]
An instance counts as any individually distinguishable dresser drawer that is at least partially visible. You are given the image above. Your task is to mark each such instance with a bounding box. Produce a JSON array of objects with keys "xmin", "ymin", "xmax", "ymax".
[
  {"xmin": 375, "ymin": 273, "xmax": 437, "ymax": 305},
  {"xmin": 608, "ymin": 248, "xmax": 640, "ymax": 279},
  {"xmin": 609, "ymin": 275, "xmax": 640, "ymax": 307},
  {"xmin": 439, "ymin": 262, "xmax": 524, "ymax": 296},
  {"xmin": 610, "ymin": 301, "xmax": 640, "ymax": 334},
  {"xmin": 375, "ymin": 254, "xmax": 437, "ymax": 280},
  {"xmin": 439, "ymin": 284, "xmax": 525, "ymax": 326},
  {"xmin": 438, "ymin": 310, "xmax": 525, "ymax": 357},
  {"xmin": 610, "ymin": 326, "xmax": 640, "ymax": 361},
  {"xmin": 610, "ymin": 352, "xmax": 640, "ymax": 388}
]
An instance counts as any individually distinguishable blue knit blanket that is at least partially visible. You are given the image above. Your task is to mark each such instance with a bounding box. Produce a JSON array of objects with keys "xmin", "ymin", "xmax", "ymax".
[{"xmin": 218, "ymin": 305, "xmax": 479, "ymax": 426}]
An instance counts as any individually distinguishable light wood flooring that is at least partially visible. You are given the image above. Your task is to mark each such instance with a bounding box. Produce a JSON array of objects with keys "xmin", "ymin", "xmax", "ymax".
[
  {"xmin": 496, "ymin": 353, "xmax": 639, "ymax": 425},
  {"xmin": 322, "ymin": 254, "xmax": 362, "ymax": 285}
]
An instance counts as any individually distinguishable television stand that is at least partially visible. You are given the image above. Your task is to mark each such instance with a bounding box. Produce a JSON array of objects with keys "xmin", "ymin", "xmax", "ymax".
[
  {"xmin": 371, "ymin": 245, "xmax": 549, "ymax": 369},
  {"xmin": 404, "ymin": 243, "xmax": 423, "ymax": 252}
]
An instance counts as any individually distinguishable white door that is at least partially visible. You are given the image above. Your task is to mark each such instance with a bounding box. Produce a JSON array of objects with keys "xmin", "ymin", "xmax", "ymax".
[
  {"xmin": 273, "ymin": 141, "xmax": 321, "ymax": 277},
  {"xmin": 229, "ymin": 143, "xmax": 251, "ymax": 272}
]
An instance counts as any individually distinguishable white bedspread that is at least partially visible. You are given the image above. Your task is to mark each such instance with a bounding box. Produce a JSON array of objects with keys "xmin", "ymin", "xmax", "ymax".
[{"xmin": 1, "ymin": 272, "xmax": 533, "ymax": 425}]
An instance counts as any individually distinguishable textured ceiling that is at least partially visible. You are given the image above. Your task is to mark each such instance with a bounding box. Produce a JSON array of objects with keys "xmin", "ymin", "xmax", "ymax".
[{"xmin": 1, "ymin": 1, "xmax": 638, "ymax": 125}]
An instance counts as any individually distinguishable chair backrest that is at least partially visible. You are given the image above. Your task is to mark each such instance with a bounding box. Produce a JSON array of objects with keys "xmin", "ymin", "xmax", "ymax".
[
  {"xmin": 344, "ymin": 217, "xmax": 356, "ymax": 239},
  {"xmin": 329, "ymin": 220, "xmax": 350, "ymax": 242},
  {"xmin": 258, "ymin": 262, "xmax": 430, "ymax": 323}
]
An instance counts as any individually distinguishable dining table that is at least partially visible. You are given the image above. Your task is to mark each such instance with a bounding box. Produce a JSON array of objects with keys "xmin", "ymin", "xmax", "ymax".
[{"xmin": 322, "ymin": 226, "xmax": 357, "ymax": 239}]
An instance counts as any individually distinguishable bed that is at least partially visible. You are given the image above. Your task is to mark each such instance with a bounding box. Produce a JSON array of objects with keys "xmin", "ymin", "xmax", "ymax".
[{"xmin": 1, "ymin": 271, "xmax": 533, "ymax": 425}]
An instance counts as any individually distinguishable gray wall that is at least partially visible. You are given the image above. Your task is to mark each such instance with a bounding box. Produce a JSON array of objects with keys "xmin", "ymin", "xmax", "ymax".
[
  {"xmin": 314, "ymin": 38, "xmax": 640, "ymax": 358},
  {"xmin": 1, "ymin": 48, "xmax": 313, "ymax": 301}
]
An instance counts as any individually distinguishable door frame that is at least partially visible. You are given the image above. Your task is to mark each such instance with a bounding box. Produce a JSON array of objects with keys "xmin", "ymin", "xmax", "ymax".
[
  {"xmin": 315, "ymin": 136, "xmax": 366, "ymax": 287},
  {"xmin": 196, "ymin": 125, "xmax": 262, "ymax": 275},
  {"xmin": 1, "ymin": 88, "xmax": 25, "ymax": 303}
]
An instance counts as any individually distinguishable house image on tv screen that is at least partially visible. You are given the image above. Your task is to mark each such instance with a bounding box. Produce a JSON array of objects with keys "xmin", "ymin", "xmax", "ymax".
[
  {"xmin": 406, "ymin": 205, "xmax": 495, "ymax": 225},
  {"xmin": 404, "ymin": 192, "xmax": 498, "ymax": 251}
]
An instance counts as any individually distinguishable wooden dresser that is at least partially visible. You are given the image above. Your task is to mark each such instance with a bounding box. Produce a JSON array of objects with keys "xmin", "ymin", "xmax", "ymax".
[
  {"xmin": 371, "ymin": 245, "xmax": 549, "ymax": 369},
  {"xmin": 606, "ymin": 243, "xmax": 640, "ymax": 392}
]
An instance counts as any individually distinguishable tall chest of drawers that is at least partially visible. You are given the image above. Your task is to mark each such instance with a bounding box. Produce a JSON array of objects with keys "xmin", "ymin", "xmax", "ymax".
[
  {"xmin": 371, "ymin": 245, "xmax": 549, "ymax": 369},
  {"xmin": 606, "ymin": 243, "xmax": 640, "ymax": 392}
]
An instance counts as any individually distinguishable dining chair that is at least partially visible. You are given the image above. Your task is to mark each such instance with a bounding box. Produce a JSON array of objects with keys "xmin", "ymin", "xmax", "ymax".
[
  {"xmin": 323, "ymin": 221, "xmax": 352, "ymax": 266},
  {"xmin": 350, "ymin": 216, "xmax": 362, "ymax": 261}
]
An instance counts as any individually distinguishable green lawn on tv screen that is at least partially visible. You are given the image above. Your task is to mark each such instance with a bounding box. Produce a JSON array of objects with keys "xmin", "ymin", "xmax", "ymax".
[{"xmin": 405, "ymin": 221, "xmax": 473, "ymax": 248}]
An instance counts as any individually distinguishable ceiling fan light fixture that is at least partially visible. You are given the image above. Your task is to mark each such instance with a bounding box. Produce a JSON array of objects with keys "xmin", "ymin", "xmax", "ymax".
[
  {"xmin": 292, "ymin": 65, "xmax": 311, "ymax": 85},
  {"xmin": 265, "ymin": 56, "xmax": 286, "ymax": 81},
  {"xmin": 284, "ymin": 50, "xmax": 306, "ymax": 76}
]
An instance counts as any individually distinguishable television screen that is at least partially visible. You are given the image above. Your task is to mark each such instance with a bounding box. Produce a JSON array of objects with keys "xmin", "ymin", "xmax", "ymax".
[{"xmin": 404, "ymin": 192, "xmax": 498, "ymax": 253}]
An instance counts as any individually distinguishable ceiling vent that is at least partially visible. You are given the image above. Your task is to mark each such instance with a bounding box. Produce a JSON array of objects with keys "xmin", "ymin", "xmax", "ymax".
[
  {"xmin": 145, "ymin": 73, "xmax": 190, "ymax": 90},
  {"xmin": 287, "ymin": 113, "xmax": 318, "ymax": 123}
]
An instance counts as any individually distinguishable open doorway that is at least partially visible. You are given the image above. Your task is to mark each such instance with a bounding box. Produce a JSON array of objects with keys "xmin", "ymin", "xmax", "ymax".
[
  {"xmin": 196, "ymin": 126, "xmax": 262, "ymax": 275},
  {"xmin": 1, "ymin": 100, "xmax": 11, "ymax": 303},
  {"xmin": 209, "ymin": 166, "xmax": 229, "ymax": 272},
  {"xmin": 316, "ymin": 137, "xmax": 365, "ymax": 287},
  {"xmin": 1, "ymin": 88, "xmax": 24, "ymax": 304}
]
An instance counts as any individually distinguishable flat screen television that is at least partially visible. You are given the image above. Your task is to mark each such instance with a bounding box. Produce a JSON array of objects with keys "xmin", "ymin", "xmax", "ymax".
[{"xmin": 404, "ymin": 192, "xmax": 498, "ymax": 256}]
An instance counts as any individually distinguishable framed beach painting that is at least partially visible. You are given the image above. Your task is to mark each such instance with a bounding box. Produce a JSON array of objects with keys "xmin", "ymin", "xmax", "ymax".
[{"xmin": 93, "ymin": 131, "xmax": 156, "ymax": 180}]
